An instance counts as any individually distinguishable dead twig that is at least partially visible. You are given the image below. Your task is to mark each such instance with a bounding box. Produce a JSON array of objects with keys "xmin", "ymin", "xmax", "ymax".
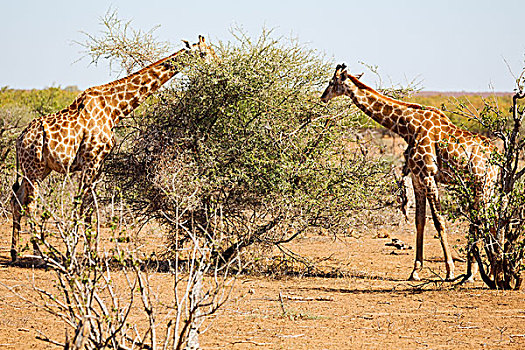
[
  {"xmin": 279, "ymin": 294, "xmax": 334, "ymax": 302},
  {"xmin": 231, "ymin": 340, "xmax": 273, "ymax": 346},
  {"xmin": 278, "ymin": 291, "xmax": 287, "ymax": 315}
]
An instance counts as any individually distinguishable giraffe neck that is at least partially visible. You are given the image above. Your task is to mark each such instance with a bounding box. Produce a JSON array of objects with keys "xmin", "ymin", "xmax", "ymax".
[
  {"xmin": 343, "ymin": 75, "xmax": 423, "ymax": 142},
  {"xmin": 90, "ymin": 48, "xmax": 188, "ymax": 123}
]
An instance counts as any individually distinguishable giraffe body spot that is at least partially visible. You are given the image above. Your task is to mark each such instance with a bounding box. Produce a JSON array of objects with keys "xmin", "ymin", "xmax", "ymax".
[
  {"xmin": 393, "ymin": 107, "xmax": 403, "ymax": 116},
  {"xmin": 422, "ymin": 120, "xmax": 433, "ymax": 131}
]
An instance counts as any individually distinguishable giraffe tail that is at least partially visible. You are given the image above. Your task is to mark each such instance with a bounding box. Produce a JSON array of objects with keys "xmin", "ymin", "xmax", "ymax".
[
  {"xmin": 12, "ymin": 181, "xmax": 20, "ymax": 194},
  {"xmin": 12, "ymin": 146, "xmax": 20, "ymax": 193}
]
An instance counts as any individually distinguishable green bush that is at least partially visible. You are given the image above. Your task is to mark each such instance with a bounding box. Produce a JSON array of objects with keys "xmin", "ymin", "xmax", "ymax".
[{"xmin": 102, "ymin": 29, "xmax": 398, "ymax": 262}]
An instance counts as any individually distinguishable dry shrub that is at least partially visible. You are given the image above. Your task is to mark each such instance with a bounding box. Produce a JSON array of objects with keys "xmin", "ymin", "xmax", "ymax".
[{"xmin": 448, "ymin": 69, "xmax": 525, "ymax": 289}]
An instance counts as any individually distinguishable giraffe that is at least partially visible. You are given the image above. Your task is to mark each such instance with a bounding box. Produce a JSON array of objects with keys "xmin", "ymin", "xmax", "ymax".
[
  {"xmin": 10, "ymin": 36, "xmax": 217, "ymax": 262},
  {"xmin": 321, "ymin": 64, "xmax": 498, "ymax": 281}
]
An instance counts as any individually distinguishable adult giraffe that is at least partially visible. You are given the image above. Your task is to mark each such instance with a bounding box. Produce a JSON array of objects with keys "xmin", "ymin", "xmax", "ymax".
[
  {"xmin": 11, "ymin": 36, "xmax": 217, "ymax": 262},
  {"xmin": 321, "ymin": 64, "xmax": 498, "ymax": 281}
]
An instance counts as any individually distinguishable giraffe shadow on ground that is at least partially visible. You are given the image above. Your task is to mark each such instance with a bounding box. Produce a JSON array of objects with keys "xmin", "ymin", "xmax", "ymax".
[
  {"xmin": 0, "ymin": 254, "xmax": 217, "ymax": 273},
  {"xmin": 0, "ymin": 254, "xmax": 476, "ymax": 292},
  {"xmin": 0, "ymin": 255, "xmax": 46, "ymax": 268}
]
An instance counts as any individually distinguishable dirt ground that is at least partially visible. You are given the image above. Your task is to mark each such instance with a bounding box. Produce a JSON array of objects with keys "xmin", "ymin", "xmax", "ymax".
[{"xmin": 0, "ymin": 213, "xmax": 524, "ymax": 350}]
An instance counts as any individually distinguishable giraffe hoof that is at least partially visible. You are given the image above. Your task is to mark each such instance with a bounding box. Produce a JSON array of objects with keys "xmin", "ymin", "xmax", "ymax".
[
  {"xmin": 463, "ymin": 276, "xmax": 475, "ymax": 283},
  {"xmin": 408, "ymin": 272, "xmax": 421, "ymax": 281},
  {"xmin": 10, "ymin": 249, "xmax": 19, "ymax": 263}
]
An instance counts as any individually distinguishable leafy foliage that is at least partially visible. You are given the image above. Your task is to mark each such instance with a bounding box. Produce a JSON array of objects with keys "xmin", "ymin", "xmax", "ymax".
[{"xmin": 102, "ymin": 29, "xmax": 398, "ymax": 262}]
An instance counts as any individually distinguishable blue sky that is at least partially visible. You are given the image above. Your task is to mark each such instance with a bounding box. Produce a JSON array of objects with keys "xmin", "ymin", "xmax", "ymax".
[{"xmin": 1, "ymin": 0, "xmax": 524, "ymax": 91}]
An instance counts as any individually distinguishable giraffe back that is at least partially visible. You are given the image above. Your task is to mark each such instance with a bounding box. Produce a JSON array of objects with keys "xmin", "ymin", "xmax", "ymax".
[{"xmin": 17, "ymin": 92, "xmax": 88, "ymax": 174}]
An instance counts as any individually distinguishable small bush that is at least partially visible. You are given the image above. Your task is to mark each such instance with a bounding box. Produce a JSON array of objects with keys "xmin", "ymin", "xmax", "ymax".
[{"xmin": 448, "ymin": 70, "xmax": 525, "ymax": 289}]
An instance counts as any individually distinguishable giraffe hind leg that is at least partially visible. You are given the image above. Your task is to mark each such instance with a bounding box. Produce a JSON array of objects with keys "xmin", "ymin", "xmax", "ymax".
[
  {"xmin": 11, "ymin": 173, "xmax": 47, "ymax": 262},
  {"xmin": 11, "ymin": 179, "xmax": 26, "ymax": 262}
]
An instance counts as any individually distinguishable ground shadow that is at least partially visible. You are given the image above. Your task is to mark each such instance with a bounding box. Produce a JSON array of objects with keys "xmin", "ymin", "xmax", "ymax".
[
  {"xmin": 0, "ymin": 254, "xmax": 487, "ymax": 294},
  {"xmin": 0, "ymin": 255, "xmax": 47, "ymax": 268},
  {"xmin": 292, "ymin": 282, "xmax": 487, "ymax": 295}
]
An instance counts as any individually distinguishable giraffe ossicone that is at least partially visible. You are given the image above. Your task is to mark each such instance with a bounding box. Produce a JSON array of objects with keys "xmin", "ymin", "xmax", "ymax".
[
  {"xmin": 321, "ymin": 63, "xmax": 498, "ymax": 281},
  {"xmin": 10, "ymin": 35, "xmax": 217, "ymax": 262}
]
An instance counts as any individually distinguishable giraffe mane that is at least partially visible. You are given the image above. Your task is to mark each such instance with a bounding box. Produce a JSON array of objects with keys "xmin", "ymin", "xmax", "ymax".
[
  {"xmin": 344, "ymin": 72, "xmax": 445, "ymax": 116},
  {"xmin": 47, "ymin": 90, "xmax": 87, "ymax": 118},
  {"xmin": 91, "ymin": 48, "xmax": 188, "ymax": 91}
]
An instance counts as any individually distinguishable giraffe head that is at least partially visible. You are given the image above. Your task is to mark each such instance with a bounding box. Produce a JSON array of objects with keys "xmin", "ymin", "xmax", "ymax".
[
  {"xmin": 321, "ymin": 63, "xmax": 349, "ymax": 103},
  {"xmin": 182, "ymin": 35, "xmax": 218, "ymax": 63}
]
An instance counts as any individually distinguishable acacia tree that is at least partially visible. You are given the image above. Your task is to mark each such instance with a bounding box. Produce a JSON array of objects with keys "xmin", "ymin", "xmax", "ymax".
[
  {"xmin": 449, "ymin": 69, "xmax": 525, "ymax": 289},
  {"xmin": 92, "ymin": 25, "xmax": 400, "ymax": 264}
]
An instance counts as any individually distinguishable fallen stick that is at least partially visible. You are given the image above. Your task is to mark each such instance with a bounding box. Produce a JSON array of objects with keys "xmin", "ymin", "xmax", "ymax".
[
  {"xmin": 281, "ymin": 294, "xmax": 334, "ymax": 302},
  {"xmin": 231, "ymin": 340, "xmax": 272, "ymax": 346}
]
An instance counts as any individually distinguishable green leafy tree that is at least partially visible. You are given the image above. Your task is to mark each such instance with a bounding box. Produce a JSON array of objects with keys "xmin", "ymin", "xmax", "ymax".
[{"xmin": 99, "ymin": 27, "xmax": 399, "ymax": 264}]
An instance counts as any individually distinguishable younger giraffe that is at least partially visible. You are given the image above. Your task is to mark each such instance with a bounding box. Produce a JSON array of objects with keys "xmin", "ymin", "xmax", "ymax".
[
  {"xmin": 11, "ymin": 36, "xmax": 217, "ymax": 262},
  {"xmin": 321, "ymin": 64, "xmax": 498, "ymax": 281}
]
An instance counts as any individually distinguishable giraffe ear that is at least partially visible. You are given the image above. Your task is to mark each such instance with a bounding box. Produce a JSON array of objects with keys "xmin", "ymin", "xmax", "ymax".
[
  {"xmin": 182, "ymin": 40, "xmax": 191, "ymax": 49},
  {"xmin": 199, "ymin": 35, "xmax": 205, "ymax": 43}
]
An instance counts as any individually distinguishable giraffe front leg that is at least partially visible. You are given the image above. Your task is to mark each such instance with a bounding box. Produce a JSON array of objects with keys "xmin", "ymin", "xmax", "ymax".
[
  {"xmin": 409, "ymin": 183, "xmax": 427, "ymax": 281},
  {"xmin": 79, "ymin": 187, "xmax": 95, "ymax": 228},
  {"xmin": 77, "ymin": 165, "xmax": 103, "ymax": 229}
]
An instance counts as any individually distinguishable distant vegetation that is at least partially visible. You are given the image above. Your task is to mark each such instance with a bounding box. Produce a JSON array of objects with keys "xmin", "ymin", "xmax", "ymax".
[
  {"xmin": 0, "ymin": 86, "xmax": 79, "ymax": 113},
  {"xmin": 1, "ymin": 88, "xmax": 510, "ymax": 136},
  {"xmin": 1, "ymin": 86, "xmax": 510, "ymax": 134},
  {"xmin": 0, "ymin": 85, "xmax": 510, "ymax": 219}
]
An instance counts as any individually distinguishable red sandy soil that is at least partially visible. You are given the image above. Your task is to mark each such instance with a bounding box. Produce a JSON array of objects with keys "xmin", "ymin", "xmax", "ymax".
[{"xmin": 1, "ymin": 214, "xmax": 524, "ymax": 349}]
